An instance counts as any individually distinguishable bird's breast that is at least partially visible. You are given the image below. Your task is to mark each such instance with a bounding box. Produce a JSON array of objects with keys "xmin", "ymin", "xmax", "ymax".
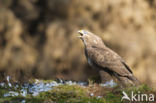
[{"xmin": 85, "ymin": 47, "xmax": 94, "ymax": 66}]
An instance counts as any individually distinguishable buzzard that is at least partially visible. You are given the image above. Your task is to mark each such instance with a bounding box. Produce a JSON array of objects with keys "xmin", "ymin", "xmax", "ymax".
[{"xmin": 77, "ymin": 30, "xmax": 139, "ymax": 86}]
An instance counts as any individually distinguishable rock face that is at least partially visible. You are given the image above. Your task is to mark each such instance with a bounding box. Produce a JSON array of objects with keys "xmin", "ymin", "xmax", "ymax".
[{"xmin": 0, "ymin": 0, "xmax": 156, "ymax": 87}]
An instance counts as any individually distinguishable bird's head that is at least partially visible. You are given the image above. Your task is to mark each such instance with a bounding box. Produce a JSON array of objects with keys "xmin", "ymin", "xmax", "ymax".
[{"xmin": 77, "ymin": 30, "xmax": 104, "ymax": 47}]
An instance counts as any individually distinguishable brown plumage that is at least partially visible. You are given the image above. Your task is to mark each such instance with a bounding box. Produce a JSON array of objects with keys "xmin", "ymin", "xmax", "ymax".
[{"xmin": 77, "ymin": 30, "xmax": 139, "ymax": 86}]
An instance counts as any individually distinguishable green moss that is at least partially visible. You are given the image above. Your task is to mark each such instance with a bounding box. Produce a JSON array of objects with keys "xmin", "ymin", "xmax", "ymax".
[
  {"xmin": 37, "ymin": 85, "xmax": 88, "ymax": 103},
  {"xmin": 28, "ymin": 84, "xmax": 106, "ymax": 103},
  {"xmin": 122, "ymin": 84, "xmax": 154, "ymax": 95},
  {"xmin": 0, "ymin": 88, "xmax": 8, "ymax": 98},
  {"xmin": 103, "ymin": 84, "xmax": 155, "ymax": 103},
  {"xmin": 0, "ymin": 83, "xmax": 155, "ymax": 103}
]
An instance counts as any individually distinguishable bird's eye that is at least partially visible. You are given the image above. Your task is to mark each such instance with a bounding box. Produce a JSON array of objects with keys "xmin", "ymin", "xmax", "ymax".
[{"xmin": 83, "ymin": 31, "xmax": 88, "ymax": 35}]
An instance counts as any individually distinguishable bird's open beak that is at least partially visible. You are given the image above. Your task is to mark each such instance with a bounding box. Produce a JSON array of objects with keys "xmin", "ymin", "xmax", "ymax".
[{"xmin": 77, "ymin": 30, "xmax": 84, "ymax": 38}]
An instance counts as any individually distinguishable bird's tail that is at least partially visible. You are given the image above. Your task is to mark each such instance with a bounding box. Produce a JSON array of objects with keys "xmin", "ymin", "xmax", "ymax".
[
  {"xmin": 128, "ymin": 75, "xmax": 140, "ymax": 85},
  {"xmin": 118, "ymin": 75, "xmax": 140, "ymax": 87}
]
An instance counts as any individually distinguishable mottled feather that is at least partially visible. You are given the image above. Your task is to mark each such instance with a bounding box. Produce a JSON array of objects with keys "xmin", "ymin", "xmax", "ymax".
[{"xmin": 77, "ymin": 30, "xmax": 139, "ymax": 86}]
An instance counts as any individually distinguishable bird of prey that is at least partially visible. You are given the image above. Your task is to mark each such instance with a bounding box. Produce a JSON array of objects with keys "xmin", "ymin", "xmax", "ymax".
[{"xmin": 77, "ymin": 30, "xmax": 139, "ymax": 86}]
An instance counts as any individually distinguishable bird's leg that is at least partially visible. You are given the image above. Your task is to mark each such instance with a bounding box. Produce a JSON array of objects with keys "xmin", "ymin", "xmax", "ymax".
[{"xmin": 99, "ymin": 70, "xmax": 113, "ymax": 83}]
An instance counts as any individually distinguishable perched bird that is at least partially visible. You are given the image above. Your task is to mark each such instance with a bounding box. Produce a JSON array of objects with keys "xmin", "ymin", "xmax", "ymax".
[{"xmin": 77, "ymin": 30, "xmax": 139, "ymax": 86}]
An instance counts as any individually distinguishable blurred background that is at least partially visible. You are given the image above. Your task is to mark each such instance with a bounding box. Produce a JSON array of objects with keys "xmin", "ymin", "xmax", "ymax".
[{"xmin": 0, "ymin": 0, "xmax": 156, "ymax": 88}]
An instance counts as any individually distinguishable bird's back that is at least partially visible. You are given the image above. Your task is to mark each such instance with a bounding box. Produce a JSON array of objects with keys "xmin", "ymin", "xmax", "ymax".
[{"xmin": 86, "ymin": 45, "xmax": 139, "ymax": 86}]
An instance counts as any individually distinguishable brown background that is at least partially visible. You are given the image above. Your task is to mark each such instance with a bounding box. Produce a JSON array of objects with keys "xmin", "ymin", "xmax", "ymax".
[{"xmin": 0, "ymin": 0, "xmax": 156, "ymax": 87}]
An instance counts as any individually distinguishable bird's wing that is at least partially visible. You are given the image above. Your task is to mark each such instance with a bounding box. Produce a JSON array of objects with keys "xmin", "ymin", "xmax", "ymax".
[{"xmin": 88, "ymin": 46, "xmax": 133, "ymax": 77}]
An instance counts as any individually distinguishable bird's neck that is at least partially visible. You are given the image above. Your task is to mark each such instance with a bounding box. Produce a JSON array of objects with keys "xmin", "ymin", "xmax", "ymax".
[{"xmin": 85, "ymin": 43, "xmax": 106, "ymax": 50}]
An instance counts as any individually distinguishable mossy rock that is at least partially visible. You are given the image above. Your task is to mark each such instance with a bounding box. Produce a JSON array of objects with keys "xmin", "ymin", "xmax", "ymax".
[{"xmin": 0, "ymin": 84, "xmax": 155, "ymax": 103}]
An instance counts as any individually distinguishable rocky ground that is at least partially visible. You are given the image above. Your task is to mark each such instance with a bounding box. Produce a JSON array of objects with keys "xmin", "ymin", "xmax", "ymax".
[{"xmin": 0, "ymin": 77, "xmax": 155, "ymax": 103}]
